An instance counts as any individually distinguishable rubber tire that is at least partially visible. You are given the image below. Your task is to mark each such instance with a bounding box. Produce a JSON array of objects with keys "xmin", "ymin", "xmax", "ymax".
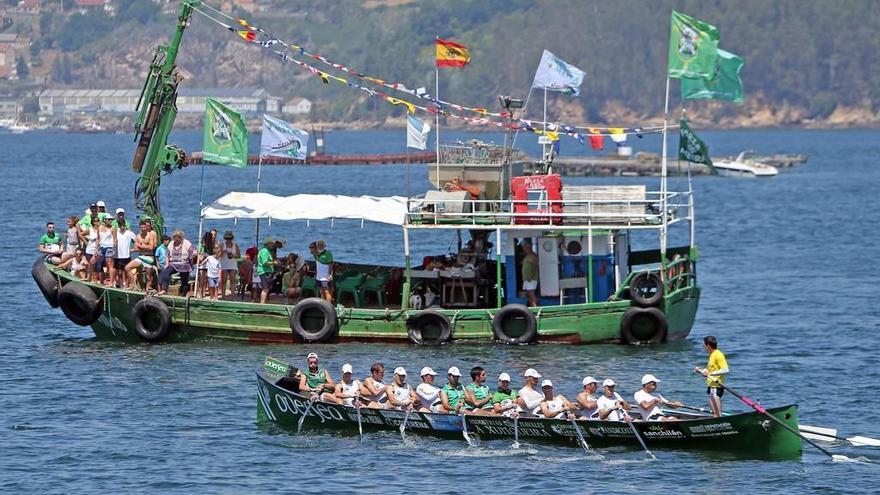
[
  {"xmin": 628, "ymin": 272, "xmax": 664, "ymax": 307},
  {"xmin": 290, "ymin": 298, "xmax": 339, "ymax": 343},
  {"xmin": 132, "ymin": 297, "xmax": 171, "ymax": 342},
  {"xmin": 492, "ymin": 304, "xmax": 538, "ymax": 344},
  {"xmin": 57, "ymin": 282, "xmax": 102, "ymax": 326},
  {"xmin": 406, "ymin": 310, "xmax": 452, "ymax": 346},
  {"xmin": 32, "ymin": 257, "xmax": 60, "ymax": 308},
  {"xmin": 620, "ymin": 306, "xmax": 668, "ymax": 345}
]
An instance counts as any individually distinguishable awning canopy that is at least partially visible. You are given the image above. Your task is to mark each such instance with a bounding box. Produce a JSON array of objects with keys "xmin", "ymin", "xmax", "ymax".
[{"xmin": 200, "ymin": 192, "xmax": 409, "ymax": 226}]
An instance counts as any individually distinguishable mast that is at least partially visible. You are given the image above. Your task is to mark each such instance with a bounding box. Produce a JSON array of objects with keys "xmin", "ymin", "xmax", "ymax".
[{"xmin": 131, "ymin": 0, "xmax": 200, "ymax": 236}]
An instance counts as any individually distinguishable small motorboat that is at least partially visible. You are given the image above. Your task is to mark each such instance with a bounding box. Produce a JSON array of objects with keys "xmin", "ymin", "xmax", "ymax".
[{"xmin": 713, "ymin": 151, "xmax": 779, "ymax": 177}]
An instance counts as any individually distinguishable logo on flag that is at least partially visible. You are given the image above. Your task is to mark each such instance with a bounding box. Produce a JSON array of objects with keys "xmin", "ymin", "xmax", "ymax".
[
  {"xmin": 406, "ymin": 114, "xmax": 431, "ymax": 150},
  {"xmin": 531, "ymin": 50, "xmax": 585, "ymax": 96},
  {"xmin": 435, "ymin": 38, "xmax": 471, "ymax": 68},
  {"xmin": 260, "ymin": 115, "xmax": 309, "ymax": 160},
  {"xmin": 203, "ymin": 97, "xmax": 248, "ymax": 168}
]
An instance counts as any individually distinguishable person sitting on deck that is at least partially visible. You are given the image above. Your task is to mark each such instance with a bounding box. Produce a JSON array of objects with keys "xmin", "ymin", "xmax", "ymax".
[
  {"xmin": 596, "ymin": 379, "xmax": 631, "ymax": 421},
  {"xmin": 415, "ymin": 367, "xmax": 442, "ymax": 413},
  {"xmin": 576, "ymin": 376, "xmax": 600, "ymax": 420},
  {"xmin": 298, "ymin": 352, "xmax": 336, "ymax": 401},
  {"xmin": 516, "ymin": 368, "xmax": 544, "ymax": 416},
  {"xmin": 282, "ymin": 253, "xmax": 305, "ymax": 304},
  {"xmin": 39, "ymin": 221, "xmax": 64, "ymax": 264},
  {"xmin": 439, "ymin": 367, "xmax": 466, "ymax": 414},
  {"xmin": 359, "ymin": 362, "xmax": 388, "ymax": 408},
  {"xmin": 57, "ymin": 248, "xmax": 89, "ymax": 280},
  {"xmin": 491, "ymin": 373, "xmax": 519, "ymax": 417},
  {"xmin": 633, "ymin": 374, "xmax": 682, "ymax": 422},
  {"xmin": 124, "ymin": 221, "xmax": 158, "ymax": 290},
  {"xmin": 310, "ymin": 240, "xmax": 334, "ymax": 303},
  {"xmin": 538, "ymin": 380, "xmax": 578, "ymax": 419},
  {"xmin": 463, "ymin": 366, "xmax": 493, "ymax": 415},
  {"xmin": 443, "ymin": 176, "xmax": 481, "ymax": 200},
  {"xmin": 332, "ymin": 363, "xmax": 361, "ymax": 406},
  {"xmin": 386, "ymin": 367, "xmax": 419, "ymax": 411}
]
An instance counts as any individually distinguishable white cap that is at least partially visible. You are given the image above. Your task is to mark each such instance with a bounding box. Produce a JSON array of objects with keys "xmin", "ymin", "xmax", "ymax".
[
  {"xmin": 523, "ymin": 368, "xmax": 542, "ymax": 378},
  {"xmin": 394, "ymin": 366, "xmax": 407, "ymax": 376},
  {"xmin": 498, "ymin": 372, "xmax": 511, "ymax": 382},
  {"xmin": 341, "ymin": 363, "xmax": 353, "ymax": 374},
  {"xmin": 447, "ymin": 366, "xmax": 462, "ymax": 377},
  {"xmin": 602, "ymin": 379, "xmax": 616, "ymax": 387},
  {"xmin": 115, "ymin": 208, "xmax": 125, "ymax": 214},
  {"xmin": 540, "ymin": 379, "xmax": 553, "ymax": 388},
  {"xmin": 582, "ymin": 376, "xmax": 598, "ymax": 386},
  {"xmin": 306, "ymin": 352, "xmax": 318, "ymax": 360},
  {"xmin": 641, "ymin": 374, "xmax": 660, "ymax": 385},
  {"xmin": 420, "ymin": 366, "xmax": 438, "ymax": 376},
  {"xmin": 96, "ymin": 200, "xmax": 106, "ymax": 207}
]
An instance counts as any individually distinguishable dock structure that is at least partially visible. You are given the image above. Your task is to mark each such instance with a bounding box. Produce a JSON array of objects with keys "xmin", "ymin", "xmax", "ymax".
[{"xmin": 188, "ymin": 151, "xmax": 436, "ymax": 166}]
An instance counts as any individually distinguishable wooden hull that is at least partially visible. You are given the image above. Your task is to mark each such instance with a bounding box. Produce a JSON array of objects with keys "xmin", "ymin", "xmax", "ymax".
[{"xmin": 256, "ymin": 371, "xmax": 802, "ymax": 458}]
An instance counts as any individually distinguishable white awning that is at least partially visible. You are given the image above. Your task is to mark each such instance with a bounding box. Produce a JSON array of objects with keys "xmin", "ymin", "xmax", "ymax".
[{"xmin": 200, "ymin": 192, "xmax": 408, "ymax": 226}]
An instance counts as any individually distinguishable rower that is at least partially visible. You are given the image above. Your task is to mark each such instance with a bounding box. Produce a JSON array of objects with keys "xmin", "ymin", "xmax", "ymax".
[
  {"xmin": 517, "ymin": 368, "xmax": 544, "ymax": 416},
  {"xmin": 359, "ymin": 362, "xmax": 388, "ymax": 408},
  {"xmin": 332, "ymin": 363, "xmax": 361, "ymax": 406},
  {"xmin": 694, "ymin": 335, "xmax": 729, "ymax": 417},
  {"xmin": 633, "ymin": 374, "xmax": 682, "ymax": 421},
  {"xmin": 416, "ymin": 367, "xmax": 442, "ymax": 413},
  {"xmin": 463, "ymin": 366, "xmax": 493, "ymax": 415},
  {"xmin": 575, "ymin": 376, "xmax": 600, "ymax": 420},
  {"xmin": 439, "ymin": 366, "xmax": 465, "ymax": 414},
  {"xmin": 538, "ymin": 379, "xmax": 577, "ymax": 419},
  {"xmin": 386, "ymin": 367, "xmax": 418, "ymax": 410},
  {"xmin": 596, "ymin": 379, "xmax": 630, "ymax": 421},
  {"xmin": 297, "ymin": 353, "xmax": 336, "ymax": 401},
  {"xmin": 491, "ymin": 373, "xmax": 519, "ymax": 417}
]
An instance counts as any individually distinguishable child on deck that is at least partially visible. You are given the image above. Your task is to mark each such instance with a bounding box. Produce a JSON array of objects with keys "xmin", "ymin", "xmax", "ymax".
[{"xmin": 205, "ymin": 246, "xmax": 223, "ymax": 300}]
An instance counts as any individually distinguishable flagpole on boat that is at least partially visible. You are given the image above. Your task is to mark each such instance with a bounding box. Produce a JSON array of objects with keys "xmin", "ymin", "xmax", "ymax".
[
  {"xmin": 254, "ymin": 152, "xmax": 264, "ymax": 248},
  {"xmin": 195, "ymin": 159, "xmax": 206, "ymax": 299},
  {"xmin": 542, "ymin": 88, "xmax": 548, "ymax": 162},
  {"xmin": 435, "ymin": 37, "xmax": 440, "ymax": 191},
  {"xmin": 660, "ymin": 76, "xmax": 670, "ymax": 272}
]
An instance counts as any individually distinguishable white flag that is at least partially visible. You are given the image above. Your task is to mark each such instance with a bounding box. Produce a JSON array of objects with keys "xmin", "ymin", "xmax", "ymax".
[
  {"xmin": 531, "ymin": 49, "xmax": 586, "ymax": 96},
  {"xmin": 406, "ymin": 114, "xmax": 431, "ymax": 150},
  {"xmin": 260, "ymin": 115, "xmax": 309, "ymax": 160}
]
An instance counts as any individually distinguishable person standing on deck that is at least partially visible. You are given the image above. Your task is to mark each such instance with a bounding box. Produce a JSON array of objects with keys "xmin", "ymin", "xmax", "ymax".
[
  {"xmin": 256, "ymin": 238, "xmax": 277, "ymax": 304},
  {"xmin": 695, "ymin": 335, "xmax": 729, "ymax": 417},
  {"xmin": 157, "ymin": 230, "xmax": 195, "ymax": 296},
  {"xmin": 521, "ymin": 239, "xmax": 539, "ymax": 307},
  {"xmin": 219, "ymin": 231, "xmax": 240, "ymax": 297},
  {"xmin": 311, "ymin": 240, "xmax": 334, "ymax": 303}
]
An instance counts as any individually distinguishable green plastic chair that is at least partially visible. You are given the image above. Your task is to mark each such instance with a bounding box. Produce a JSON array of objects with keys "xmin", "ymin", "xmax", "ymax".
[
  {"xmin": 301, "ymin": 276, "xmax": 318, "ymax": 298},
  {"xmin": 359, "ymin": 273, "xmax": 389, "ymax": 307},
  {"xmin": 335, "ymin": 273, "xmax": 365, "ymax": 307}
]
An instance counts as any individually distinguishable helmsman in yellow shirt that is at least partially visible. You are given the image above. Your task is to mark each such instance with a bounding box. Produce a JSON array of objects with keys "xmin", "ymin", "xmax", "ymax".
[{"xmin": 694, "ymin": 335, "xmax": 729, "ymax": 417}]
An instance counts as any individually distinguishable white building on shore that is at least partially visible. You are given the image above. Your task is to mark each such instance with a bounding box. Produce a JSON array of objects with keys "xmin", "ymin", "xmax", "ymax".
[{"xmin": 38, "ymin": 88, "xmax": 282, "ymax": 116}]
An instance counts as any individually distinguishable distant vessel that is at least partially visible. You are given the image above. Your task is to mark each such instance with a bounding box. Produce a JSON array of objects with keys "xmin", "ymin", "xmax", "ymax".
[
  {"xmin": 0, "ymin": 119, "xmax": 31, "ymax": 134},
  {"xmin": 713, "ymin": 151, "xmax": 779, "ymax": 177}
]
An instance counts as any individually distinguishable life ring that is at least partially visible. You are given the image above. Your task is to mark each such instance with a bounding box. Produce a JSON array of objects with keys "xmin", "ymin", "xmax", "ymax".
[
  {"xmin": 132, "ymin": 297, "xmax": 171, "ymax": 342},
  {"xmin": 620, "ymin": 307, "xmax": 668, "ymax": 344},
  {"xmin": 57, "ymin": 282, "xmax": 103, "ymax": 326},
  {"xmin": 406, "ymin": 310, "xmax": 452, "ymax": 345},
  {"xmin": 492, "ymin": 304, "xmax": 538, "ymax": 344},
  {"xmin": 289, "ymin": 297, "xmax": 338, "ymax": 343},
  {"xmin": 32, "ymin": 257, "xmax": 61, "ymax": 308},
  {"xmin": 628, "ymin": 272, "xmax": 664, "ymax": 307}
]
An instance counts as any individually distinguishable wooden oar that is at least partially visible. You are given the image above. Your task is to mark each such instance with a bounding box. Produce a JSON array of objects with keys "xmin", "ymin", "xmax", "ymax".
[
  {"xmin": 618, "ymin": 407, "xmax": 655, "ymax": 460},
  {"xmin": 712, "ymin": 380, "xmax": 850, "ymax": 461},
  {"xmin": 399, "ymin": 405, "xmax": 412, "ymax": 441},
  {"xmin": 798, "ymin": 425, "xmax": 880, "ymax": 447},
  {"xmin": 511, "ymin": 415, "xmax": 520, "ymax": 449},
  {"xmin": 569, "ymin": 416, "xmax": 591, "ymax": 454},
  {"xmin": 297, "ymin": 395, "xmax": 318, "ymax": 434},
  {"xmin": 355, "ymin": 401, "xmax": 364, "ymax": 440}
]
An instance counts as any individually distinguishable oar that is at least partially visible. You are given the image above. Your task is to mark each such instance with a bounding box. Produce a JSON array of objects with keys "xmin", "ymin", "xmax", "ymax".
[
  {"xmin": 399, "ymin": 405, "xmax": 412, "ymax": 441},
  {"xmin": 712, "ymin": 380, "xmax": 850, "ymax": 461},
  {"xmin": 512, "ymin": 415, "xmax": 520, "ymax": 449},
  {"xmin": 798, "ymin": 424, "xmax": 880, "ymax": 447},
  {"xmin": 297, "ymin": 395, "xmax": 318, "ymax": 434},
  {"xmin": 355, "ymin": 400, "xmax": 364, "ymax": 440},
  {"xmin": 461, "ymin": 412, "xmax": 474, "ymax": 446},
  {"xmin": 569, "ymin": 416, "xmax": 591, "ymax": 454},
  {"xmin": 618, "ymin": 407, "xmax": 655, "ymax": 460}
]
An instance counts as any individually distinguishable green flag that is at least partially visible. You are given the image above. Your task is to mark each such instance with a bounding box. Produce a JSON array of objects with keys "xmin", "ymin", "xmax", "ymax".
[
  {"xmin": 203, "ymin": 97, "xmax": 248, "ymax": 168},
  {"xmin": 681, "ymin": 48, "xmax": 744, "ymax": 103},
  {"xmin": 667, "ymin": 11, "xmax": 720, "ymax": 80},
  {"xmin": 679, "ymin": 117, "xmax": 714, "ymax": 171}
]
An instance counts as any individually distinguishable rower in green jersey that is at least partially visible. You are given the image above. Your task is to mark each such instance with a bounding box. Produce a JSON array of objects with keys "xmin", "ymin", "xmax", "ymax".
[
  {"xmin": 440, "ymin": 366, "xmax": 465, "ymax": 413},
  {"xmin": 463, "ymin": 366, "xmax": 493, "ymax": 415},
  {"xmin": 298, "ymin": 352, "xmax": 336, "ymax": 401},
  {"xmin": 491, "ymin": 372, "xmax": 519, "ymax": 417}
]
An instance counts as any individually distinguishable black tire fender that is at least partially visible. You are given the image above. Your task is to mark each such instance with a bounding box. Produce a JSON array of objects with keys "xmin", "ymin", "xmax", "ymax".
[
  {"xmin": 32, "ymin": 257, "xmax": 61, "ymax": 308},
  {"xmin": 620, "ymin": 306, "xmax": 668, "ymax": 345},
  {"xmin": 57, "ymin": 282, "xmax": 102, "ymax": 326},
  {"xmin": 628, "ymin": 272, "xmax": 664, "ymax": 307},
  {"xmin": 290, "ymin": 298, "xmax": 339, "ymax": 343},
  {"xmin": 132, "ymin": 297, "xmax": 171, "ymax": 342},
  {"xmin": 406, "ymin": 310, "xmax": 452, "ymax": 345},
  {"xmin": 492, "ymin": 304, "xmax": 538, "ymax": 345}
]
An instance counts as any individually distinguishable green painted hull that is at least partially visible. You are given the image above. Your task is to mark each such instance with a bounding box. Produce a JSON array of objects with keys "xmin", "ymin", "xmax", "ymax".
[
  {"xmin": 44, "ymin": 263, "xmax": 699, "ymax": 345},
  {"xmin": 256, "ymin": 371, "xmax": 801, "ymax": 458}
]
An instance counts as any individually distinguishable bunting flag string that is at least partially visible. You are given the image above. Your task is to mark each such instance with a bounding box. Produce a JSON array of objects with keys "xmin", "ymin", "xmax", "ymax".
[{"xmin": 193, "ymin": 2, "xmax": 675, "ymax": 141}]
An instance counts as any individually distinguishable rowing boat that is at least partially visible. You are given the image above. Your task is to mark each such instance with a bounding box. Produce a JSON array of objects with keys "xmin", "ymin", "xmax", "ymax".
[{"xmin": 255, "ymin": 357, "xmax": 802, "ymax": 458}]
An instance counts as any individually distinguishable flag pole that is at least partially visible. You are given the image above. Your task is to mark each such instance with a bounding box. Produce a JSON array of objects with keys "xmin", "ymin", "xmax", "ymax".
[
  {"xmin": 254, "ymin": 152, "xmax": 264, "ymax": 247},
  {"xmin": 511, "ymin": 86, "xmax": 533, "ymax": 149},
  {"xmin": 435, "ymin": 56, "xmax": 441, "ymax": 191},
  {"xmin": 660, "ymin": 75, "xmax": 670, "ymax": 269},
  {"xmin": 542, "ymin": 88, "xmax": 548, "ymax": 161},
  {"xmin": 194, "ymin": 160, "xmax": 206, "ymax": 298}
]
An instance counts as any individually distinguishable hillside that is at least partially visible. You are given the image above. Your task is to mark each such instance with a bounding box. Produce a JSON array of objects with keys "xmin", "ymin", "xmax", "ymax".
[{"xmin": 9, "ymin": 0, "xmax": 880, "ymax": 127}]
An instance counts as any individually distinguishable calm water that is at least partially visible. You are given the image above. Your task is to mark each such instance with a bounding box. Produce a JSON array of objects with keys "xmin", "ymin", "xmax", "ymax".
[{"xmin": 2, "ymin": 128, "xmax": 879, "ymax": 493}]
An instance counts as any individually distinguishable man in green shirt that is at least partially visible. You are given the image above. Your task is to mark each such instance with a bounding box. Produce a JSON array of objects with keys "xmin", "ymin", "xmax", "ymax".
[
  {"xmin": 111, "ymin": 208, "xmax": 131, "ymax": 229},
  {"xmin": 310, "ymin": 239, "xmax": 334, "ymax": 303},
  {"xmin": 256, "ymin": 237, "xmax": 277, "ymax": 304},
  {"xmin": 39, "ymin": 221, "xmax": 64, "ymax": 264},
  {"xmin": 463, "ymin": 366, "xmax": 493, "ymax": 415},
  {"xmin": 492, "ymin": 372, "xmax": 520, "ymax": 417},
  {"xmin": 440, "ymin": 366, "xmax": 466, "ymax": 414}
]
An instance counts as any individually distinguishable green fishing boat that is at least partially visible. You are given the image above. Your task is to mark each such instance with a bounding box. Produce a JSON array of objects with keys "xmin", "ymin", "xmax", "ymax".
[
  {"xmin": 255, "ymin": 358, "xmax": 802, "ymax": 458},
  {"xmin": 33, "ymin": 1, "xmax": 700, "ymax": 345}
]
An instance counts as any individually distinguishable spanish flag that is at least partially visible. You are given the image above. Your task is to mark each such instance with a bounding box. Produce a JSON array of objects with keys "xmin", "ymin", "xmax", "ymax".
[{"xmin": 435, "ymin": 38, "xmax": 470, "ymax": 68}]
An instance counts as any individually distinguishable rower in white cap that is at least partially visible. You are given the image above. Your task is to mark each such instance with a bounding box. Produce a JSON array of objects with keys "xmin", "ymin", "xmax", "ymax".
[
  {"xmin": 386, "ymin": 367, "xmax": 419, "ymax": 410},
  {"xmin": 633, "ymin": 374, "xmax": 683, "ymax": 421},
  {"xmin": 330, "ymin": 363, "xmax": 361, "ymax": 406},
  {"xmin": 596, "ymin": 379, "xmax": 630, "ymax": 421},
  {"xmin": 298, "ymin": 352, "xmax": 335, "ymax": 401},
  {"xmin": 538, "ymin": 379, "xmax": 578, "ymax": 419},
  {"xmin": 491, "ymin": 373, "xmax": 519, "ymax": 417},
  {"xmin": 416, "ymin": 367, "xmax": 442, "ymax": 413},
  {"xmin": 576, "ymin": 376, "xmax": 600, "ymax": 419},
  {"xmin": 516, "ymin": 368, "xmax": 544, "ymax": 416},
  {"xmin": 439, "ymin": 366, "xmax": 465, "ymax": 413}
]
